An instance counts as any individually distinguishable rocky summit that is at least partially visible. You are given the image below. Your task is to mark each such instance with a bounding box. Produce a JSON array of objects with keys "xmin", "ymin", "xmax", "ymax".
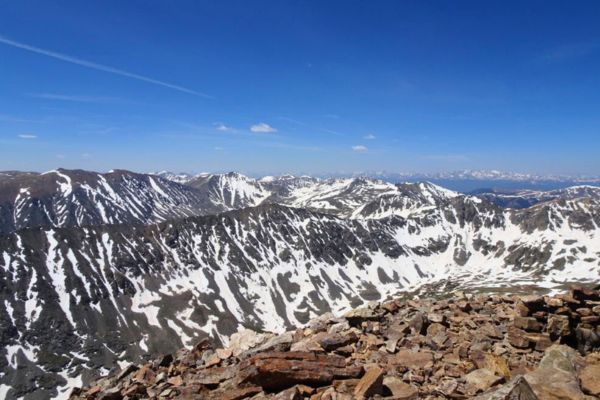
[{"xmin": 70, "ymin": 285, "xmax": 600, "ymax": 400}]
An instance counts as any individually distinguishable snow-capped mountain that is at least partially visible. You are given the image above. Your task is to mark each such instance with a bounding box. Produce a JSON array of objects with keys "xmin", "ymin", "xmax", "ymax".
[
  {"xmin": 150, "ymin": 171, "xmax": 198, "ymax": 185},
  {"xmin": 0, "ymin": 169, "xmax": 599, "ymax": 399},
  {"xmin": 0, "ymin": 170, "xmax": 461, "ymax": 234},
  {"xmin": 474, "ymin": 185, "xmax": 600, "ymax": 209},
  {"xmin": 186, "ymin": 172, "xmax": 271, "ymax": 210},
  {"xmin": 0, "ymin": 169, "xmax": 225, "ymax": 234}
]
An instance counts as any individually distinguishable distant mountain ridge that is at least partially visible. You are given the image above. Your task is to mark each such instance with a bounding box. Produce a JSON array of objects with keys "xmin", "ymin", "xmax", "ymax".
[
  {"xmin": 155, "ymin": 169, "xmax": 600, "ymax": 184},
  {"xmin": 0, "ymin": 168, "xmax": 599, "ymax": 399}
]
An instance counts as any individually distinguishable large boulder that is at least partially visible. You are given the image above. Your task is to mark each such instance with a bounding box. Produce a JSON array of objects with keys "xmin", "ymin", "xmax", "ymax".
[
  {"xmin": 238, "ymin": 352, "xmax": 363, "ymax": 390},
  {"xmin": 473, "ymin": 376, "xmax": 538, "ymax": 400},
  {"xmin": 524, "ymin": 345, "xmax": 594, "ymax": 400}
]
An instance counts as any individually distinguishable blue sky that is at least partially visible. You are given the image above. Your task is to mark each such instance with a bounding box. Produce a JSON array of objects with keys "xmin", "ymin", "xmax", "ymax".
[{"xmin": 1, "ymin": 1, "xmax": 600, "ymax": 175}]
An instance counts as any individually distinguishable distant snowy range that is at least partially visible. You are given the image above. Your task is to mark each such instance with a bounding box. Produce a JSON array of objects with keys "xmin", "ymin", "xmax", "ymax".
[{"xmin": 0, "ymin": 168, "xmax": 599, "ymax": 399}]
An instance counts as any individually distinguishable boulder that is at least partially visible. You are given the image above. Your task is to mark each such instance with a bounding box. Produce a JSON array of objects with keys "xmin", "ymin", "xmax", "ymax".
[
  {"xmin": 472, "ymin": 376, "xmax": 537, "ymax": 400},
  {"xmin": 524, "ymin": 345, "xmax": 593, "ymax": 400},
  {"xmin": 238, "ymin": 352, "xmax": 363, "ymax": 390}
]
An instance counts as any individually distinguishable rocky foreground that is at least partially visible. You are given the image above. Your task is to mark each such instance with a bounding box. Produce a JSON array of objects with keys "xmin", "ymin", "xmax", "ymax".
[{"xmin": 70, "ymin": 286, "xmax": 600, "ymax": 399}]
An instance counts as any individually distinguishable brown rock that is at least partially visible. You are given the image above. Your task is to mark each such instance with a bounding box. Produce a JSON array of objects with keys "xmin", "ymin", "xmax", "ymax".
[
  {"xmin": 382, "ymin": 301, "xmax": 399, "ymax": 314},
  {"xmin": 272, "ymin": 386, "xmax": 303, "ymax": 400},
  {"xmin": 457, "ymin": 300, "xmax": 472, "ymax": 312},
  {"xmin": 525, "ymin": 344, "xmax": 591, "ymax": 400},
  {"xmin": 216, "ymin": 347, "xmax": 233, "ymax": 360},
  {"xmin": 581, "ymin": 315, "xmax": 600, "ymax": 324},
  {"xmin": 438, "ymin": 378, "xmax": 459, "ymax": 396},
  {"xmin": 546, "ymin": 298, "xmax": 564, "ymax": 308},
  {"xmin": 520, "ymin": 295, "xmax": 545, "ymax": 309},
  {"xmin": 524, "ymin": 333, "xmax": 553, "ymax": 351},
  {"xmin": 190, "ymin": 366, "xmax": 236, "ymax": 385},
  {"xmin": 85, "ymin": 386, "xmax": 101, "ymax": 396},
  {"xmin": 515, "ymin": 302, "xmax": 530, "ymax": 317},
  {"xmin": 513, "ymin": 316, "xmax": 542, "ymax": 332},
  {"xmin": 219, "ymin": 386, "xmax": 263, "ymax": 400},
  {"xmin": 426, "ymin": 322, "xmax": 446, "ymax": 336},
  {"xmin": 464, "ymin": 369, "xmax": 505, "ymax": 394},
  {"xmin": 167, "ymin": 375, "xmax": 183, "ymax": 386},
  {"xmin": 579, "ymin": 363, "xmax": 600, "ymax": 395},
  {"xmin": 428, "ymin": 312, "xmax": 446, "ymax": 324},
  {"xmin": 407, "ymin": 312, "xmax": 426, "ymax": 334},
  {"xmin": 354, "ymin": 366, "xmax": 384, "ymax": 398},
  {"xmin": 116, "ymin": 363, "xmax": 138, "ymax": 382},
  {"xmin": 123, "ymin": 384, "xmax": 144, "ymax": 397},
  {"xmin": 484, "ymin": 354, "xmax": 511, "ymax": 380},
  {"xmin": 577, "ymin": 307, "xmax": 594, "ymax": 317},
  {"xmin": 345, "ymin": 307, "xmax": 381, "ymax": 325},
  {"xmin": 391, "ymin": 350, "xmax": 434, "ymax": 369},
  {"xmin": 546, "ymin": 315, "xmax": 570, "ymax": 337},
  {"xmin": 480, "ymin": 323, "xmax": 504, "ymax": 340},
  {"xmin": 383, "ymin": 376, "xmax": 418, "ymax": 399},
  {"xmin": 133, "ymin": 365, "xmax": 155, "ymax": 385},
  {"xmin": 472, "ymin": 376, "xmax": 537, "ymax": 400},
  {"xmin": 317, "ymin": 331, "xmax": 359, "ymax": 351},
  {"xmin": 576, "ymin": 326, "xmax": 600, "ymax": 353},
  {"xmin": 239, "ymin": 352, "xmax": 363, "ymax": 390},
  {"xmin": 507, "ymin": 326, "xmax": 530, "ymax": 349}
]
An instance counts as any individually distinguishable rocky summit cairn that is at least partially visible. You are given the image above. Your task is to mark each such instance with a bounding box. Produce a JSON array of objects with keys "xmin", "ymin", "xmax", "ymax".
[{"xmin": 70, "ymin": 286, "xmax": 600, "ymax": 399}]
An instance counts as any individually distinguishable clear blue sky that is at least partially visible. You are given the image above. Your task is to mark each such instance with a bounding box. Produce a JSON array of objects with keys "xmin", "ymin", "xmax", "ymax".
[{"xmin": 1, "ymin": 1, "xmax": 599, "ymax": 175}]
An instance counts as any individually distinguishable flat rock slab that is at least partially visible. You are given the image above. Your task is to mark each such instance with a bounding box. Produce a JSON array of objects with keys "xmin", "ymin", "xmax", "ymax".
[{"xmin": 238, "ymin": 351, "xmax": 364, "ymax": 390}]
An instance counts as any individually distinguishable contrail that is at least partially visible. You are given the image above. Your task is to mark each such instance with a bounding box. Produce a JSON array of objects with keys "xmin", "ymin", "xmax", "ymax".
[{"xmin": 0, "ymin": 34, "xmax": 212, "ymax": 98}]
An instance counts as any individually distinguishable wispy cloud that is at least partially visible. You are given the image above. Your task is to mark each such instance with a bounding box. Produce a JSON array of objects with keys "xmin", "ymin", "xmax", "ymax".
[
  {"xmin": 213, "ymin": 122, "xmax": 236, "ymax": 132},
  {"xmin": 28, "ymin": 93, "xmax": 130, "ymax": 104},
  {"xmin": 0, "ymin": 114, "xmax": 44, "ymax": 123},
  {"xmin": 250, "ymin": 122, "xmax": 277, "ymax": 133},
  {"xmin": 352, "ymin": 145, "xmax": 367, "ymax": 152},
  {"xmin": 0, "ymin": 34, "xmax": 211, "ymax": 98},
  {"xmin": 18, "ymin": 134, "xmax": 37, "ymax": 139},
  {"xmin": 364, "ymin": 133, "xmax": 376, "ymax": 140}
]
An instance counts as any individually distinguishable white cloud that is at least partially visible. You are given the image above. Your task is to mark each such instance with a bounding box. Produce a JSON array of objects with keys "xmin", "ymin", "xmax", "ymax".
[
  {"xmin": 250, "ymin": 122, "xmax": 277, "ymax": 133},
  {"xmin": 18, "ymin": 134, "xmax": 37, "ymax": 139},
  {"xmin": 214, "ymin": 146, "xmax": 224, "ymax": 151},
  {"xmin": 364, "ymin": 133, "xmax": 376, "ymax": 140},
  {"xmin": 214, "ymin": 122, "xmax": 233, "ymax": 132},
  {"xmin": 352, "ymin": 145, "xmax": 368, "ymax": 152}
]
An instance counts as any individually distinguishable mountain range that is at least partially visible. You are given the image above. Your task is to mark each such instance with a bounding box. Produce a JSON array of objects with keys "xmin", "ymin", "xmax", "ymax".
[{"xmin": 0, "ymin": 168, "xmax": 599, "ymax": 399}]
